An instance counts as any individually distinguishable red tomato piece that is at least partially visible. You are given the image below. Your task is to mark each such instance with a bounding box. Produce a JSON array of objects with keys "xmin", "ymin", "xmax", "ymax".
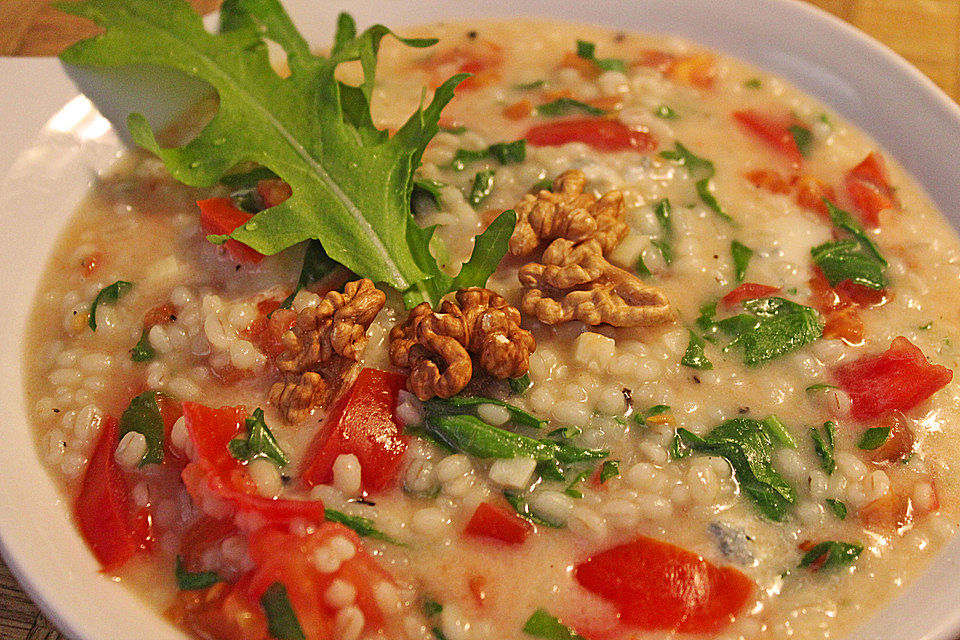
[
  {"xmin": 170, "ymin": 577, "xmax": 269, "ymax": 640},
  {"xmin": 834, "ymin": 337, "xmax": 953, "ymax": 421},
  {"xmin": 245, "ymin": 523, "xmax": 397, "ymax": 637},
  {"xmin": 525, "ymin": 117, "xmax": 657, "ymax": 152},
  {"xmin": 464, "ymin": 502, "xmax": 532, "ymax": 545},
  {"xmin": 744, "ymin": 169, "xmax": 792, "ymax": 194},
  {"xmin": 721, "ymin": 283, "xmax": 781, "ymax": 308},
  {"xmin": 421, "ymin": 41, "xmax": 504, "ymax": 93},
  {"xmin": 75, "ymin": 416, "xmax": 151, "ymax": 571},
  {"xmin": 794, "ymin": 174, "xmax": 836, "ymax": 218},
  {"xmin": 575, "ymin": 536, "xmax": 753, "ymax": 633},
  {"xmin": 197, "ymin": 198, "xmax": 264, "ymax": 264},
  {"xmin": 667, "ymin": 53, "xmax": 716, "ymax": 89},
  {"xmin": 256, "ymin": 178, "xmax": 292, "ymax": 209},
  {"xmin": 845, "ymin": 152, "xmax": 899, "ymax": 227},
  {"xmin": 301, "ymin": 368, "xmax": 407, "ymax": 493},
  {"xmin": 732, "ymin": 109, "xmax": 804, "ymax": 168}
]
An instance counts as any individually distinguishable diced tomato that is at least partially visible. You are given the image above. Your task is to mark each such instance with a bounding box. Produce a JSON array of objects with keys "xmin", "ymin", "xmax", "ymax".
[
  {"xmin": 732, "ymin": 109, "xmax": 804, "ymax": 168},
  {"xmin": 301, "ymin": 368, "xmax": 407, "ymax": 494},
  {"xmin": 667, "ymin": 53, "xmax": 716, "ymax": 89},
  {"xmin": 833, "ymin": 337, "xmax": 953, "ymax": 421},
  {"xmin": 808, "ymin": 267, "xmax": 865, "ymax": 345},
  {"xmin": 169, "ymin": 577, "xmax": 269, "ymax": 640},
  {"xmin": 75, "ymin": 416, "xmax": 151, "ymax": 571},
  {"xmin": 845, "ymin": 152, "xmax": 898, "ymax": 227},
  {"xmin": 574, "ymin": 536, "xmax": 753, "ymax": 633},
  {"xmin": 586, "ymin": 95, "xmax": 625, "ymax": 112},
  {"xmin": 197, "ymin": 198, "xmax": 264, "ymax": 264},
  {"xmin": 181, "ymin": 402, "xmax": 325, "ymax": 526},
  {"xmin": 560, "ymin": 51, "xmax": 600, "ymax": 78},
  {"xmin": 80, "ymin": 251, "xmax": 102, "ymax": 278},
  {"xmin": 143, "ymin": 302, "xmax": 179, "ymax": 329},
  {"xmin": 721, "ymin": 283, "xmax": 781, "ymax": 308},
  {"xmin": 178, "ymin": 516, "xmax": 241, "ymax": 569},
  {"xmin": 868, "ymin": 413, "xmax": 915, "ymax": 465},
  {"xmin": 503, "ymin": 99, "xmax": 534, "ymax": 120},
  {"xmin": 464, "ymin": 502, "xmax": 532, "ymax": 545},
  {"xmin": 795, "ymin": 174, "xmax": 836, "ymax": 218},
  {"xmin": 242, "ymin": 306, "xmax": 297, "ymax": 359},
  {"xmin": 468, "ymin": 575, "xmax": 488, "ymax": 607},
  {"xmin": 744, "ymin": 169, "xmax": 792, "ymax": 194},
  {"xmin": 245, "ymin": 523, "xmax": 398, "ymax": 637},
  {"xmin": 635, "ymin": 49, "xmax": 676, "ymax": 72},
  {"xmin": 421, "ymin": 40, "xmax": 504, "ymax": 93},
  {"xmin": 256, "ymin": 178, "xmax": 292, "ymax": 209},
  {"xmin": 525, "ymin": 117, "xmax": 657, "ymax": 152}
]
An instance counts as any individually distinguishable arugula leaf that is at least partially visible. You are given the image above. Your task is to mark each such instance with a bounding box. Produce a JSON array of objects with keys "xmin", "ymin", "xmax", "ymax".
[
  {"xmin": 59, "ymin": 1, "xmax": 494, "ymax": 307},
  {"xmin": 515, "ymin": 79, "xmax": 546, "ymax": 91},
  {"xmin": 799, "ymin": 541, "xmax": 863, "ymax": 571},
  {"xmin": 575, "ymin": 39, "xmax": 628, "ymax": 73},
  {"xmin": 826, "ymin": 498, "xmax": 847, "ymax": 520},
  {"xmin": 531, "ymin": 177, "xmax": 554, "ymax": 192},
  {"xmin": 635, "ymin": 252, "xmax": 652, "ymax": 277},
  {"xmin": 119, "ymin": 391, "xmax": 168, "ymax": 466},
  {"xmin": 509, "ymin": 373, "xmax": 533, "ymax": 395},
  {"xmin": 423, "ymin": 597, "xmax": 443, "ymax": 617},
  {"xmin": 278, "ymin": 240, "xmax": 339, "ymax": 310},
  {"xmin": 325, "ymin": 508, "xmax": 403, "ymax": 544},
  {"xmin": 504, "ymin": 490, "xmax": 564, "ymax": 528},
  {"xmin": 599, "ymin": 460, "xmax": 620, "ymax": 483},
  {"xmin": 89, "ymin": 280, "xmax": 133, "ymax": 331},
  {"xmin": 762, "ymin": 415, "xmax": 797, "ymax": 448},
  {"xmin": 228, "ymin": 408, "xmax": 289, "ymax": 467},
  {"xmin": 523, "ymin": 609, "xmax": 587, "ymax": 640},
  {"xmin": 717, "ymin": 297, "xmax": 823, "ymax": 366},
  {"xmin": 260, "ymin": 582, "xmax": 306, "ymax": 640},
  {"xmin": 811, "ymin": 420, "xmax": 836, "ymax": 474},
  {"xmin": 646, "ymin": 198, "xmax": 674, "ymax": 265},
  {"xmin": 175, "ymin": 556, "xmax": 222, "ymax": 591},
  {"xmin": 788, "ymin": 124, "xmax": 813, "ymax": 157},
  {"xmin": 451, "ymin": 140, "xmax": 526, "ymax": 170},
  {"xmin": 468, "ymin": 168, "xmax": 496, "ymax": 207},
  {"xmin": 677, "ymin": 417, "xmax": 796, "ymax": 520},
  {"xmin": 812, "ymin": 201, "xmax": 888, "ymax": 290},
  {"xmin": 659, "ymin": 142, "xmax": 732, "ymax": 223},
  {"xmin": 426, "ymin": 393, "xmax": 546, "ymax": 429},
  {"xmin": 681, "ymin": 330, "xmax": 713, "ymax": 370},
  {"xmin": 805, "ymin": 382, "xmax": 837, "ymax": 392},
  {"xmin": 412, "ymin": 178, "xmax": 445, "ymax": 209},
  {"xmin": 537, "ymin": 97, "xmax": 605, "ymax": 117},
  {"xmin": 857, "ymin": 426, "xmax": 891, "ymax": 450},
  {"xmin": 130, "ymin": 329, "xmax": 155, "ymax": 362},
  {"xmin": 731, "ymin": 240, "xmax": 753, "ymax": 282},
  {"xmin": 563, "ymin": 470, "xmax": 590, "ymax": 498},
  {"xmin": 654, "ymin": 104, "xmax": 678, "ymax": 119}
]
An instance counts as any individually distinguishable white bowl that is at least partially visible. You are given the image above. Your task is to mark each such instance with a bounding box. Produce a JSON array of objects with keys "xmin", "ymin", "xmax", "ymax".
[{"xmin": 1, "ymin": 1, "xmax": 959, "ymax": 639}]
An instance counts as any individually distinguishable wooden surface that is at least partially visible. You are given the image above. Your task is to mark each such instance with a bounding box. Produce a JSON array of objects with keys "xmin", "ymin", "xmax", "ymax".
[{"xmin": 1, "ymin": 1, "xmax": 959, "ymax": 639}]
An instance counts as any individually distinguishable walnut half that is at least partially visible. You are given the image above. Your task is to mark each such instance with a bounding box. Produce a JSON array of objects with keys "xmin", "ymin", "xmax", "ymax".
[
  {"xmin": 269, "ymin": 278, "xmax": 386, "ymax": 423},
  {"xmin": 519, "ymin": 238, "xmax": 672, "ymax": 327},
  {"xmin": 389, "ymin": 288, "xmax": 535, "ymax": 400}
]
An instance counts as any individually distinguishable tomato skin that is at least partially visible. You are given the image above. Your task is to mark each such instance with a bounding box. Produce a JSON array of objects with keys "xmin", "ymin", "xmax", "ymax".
[
  {"xmin": 845, "ymin": 152, "xmax": 898, "ymax": 227},
  {"xmin": 197, "ymin": 198, "xmax": 264, "ymax": 264},
  {"xmin": 75, "ymin": 416, "xmax": 151, "ymax": 571},
  {"xmin": 732, "ymin": 109, "xmax": 803, "ymax": 168},
  {"xmin": 464, "ymin": 502, "xmax": 532, "ymax": 545},
  {"xmin": 575, "ymin": 536, "xmax": 753, "ymax": 633},
  {"xmin": 834, "ymin": 337, "xmax": 953, "ymax": 421},
  {"xmin": 794, "ymin": 174, "xmax": 836, "ymax": 218},
  {"xmin": 301, "ymin": 368, "xmax": 407, "ymax": 494},
  {"xmin": 524, "ymin": 117, "xmax": 657, "ymax": 153},
  {"xmin": 170, "ymin": 577, "xmax": 269, "ymax": 640},
  {"xmin": 721, "ymin": 283, "xmax": 781, "ymax": 308},
  {"xmin": 744, "ymin": 169, "xmax": 792, "ymax": 194}
]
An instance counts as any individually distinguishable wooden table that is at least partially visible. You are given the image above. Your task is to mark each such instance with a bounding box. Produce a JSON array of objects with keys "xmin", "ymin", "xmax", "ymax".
[{"xmin": 1, "ymin": 1, "xmax": 959, "ymax": 639}]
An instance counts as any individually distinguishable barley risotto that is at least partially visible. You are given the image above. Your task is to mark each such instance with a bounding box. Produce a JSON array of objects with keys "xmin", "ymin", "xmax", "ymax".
[{"xmin": 26, "ymin": 2, "xmax": 960, "ymax": 639}]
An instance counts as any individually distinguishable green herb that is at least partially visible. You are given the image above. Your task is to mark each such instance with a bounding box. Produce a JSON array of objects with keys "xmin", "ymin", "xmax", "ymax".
[
  {"xmin": 575, "ymin": 39, "xmax": 628, "ymax": 73},
  {"xmin": 676, "ymin": 417, "xmax": 796, "ymax": 520},
  {"xmin": 716, "ymin": 297, "xmax": 823, "ymax": 366},
  {"xmin": 805, "ymin": 382, "xmax": 837, "ymax": 392},
  {"xmin": 468, "ymin": 168, "xmax": 496, "ymax": 207},
  {"xmin": 504, "ymin": 490, "xmax": 564, "ymax": 528},
  {"xmin": 826, "ymin": 498, "xmax": 847, "ymax": 520},
  {"xmin": 811, "ymin": 421, "xmax": 836, "ymax": 474},
  {"xmin": 812, "ymin": 201, "xmax": 887, "ymax": 290},
  {"xmin": 546, "ymin": 426, "xmax": 581, "ymax": 440},
  {"xmin": 89, "ymin": 280, "xmax": 133, "ymax": 331},
  {"xmin": 646, "ymin": 198, "xmax": 674, "ymax": 265},
  {"xmin": 523, "ymin": 608, "xmax": 587, "ymax": 640},
  {"xmin": 260, "ymin": 582, "xmax": 306, "ymax": 640},
  {"xmin": 799, "ymin": 541, "xmax": 863, "ymax": 571},
  {"xmin": 659, "ymin": 142, "xmax": 732, "ymax": 223},
  {"xmin": 325, "ymin": 508, "xmax": 403, "ymax": 544},
  {"xmin": 788, "ymin": 124, "xmax": 814, "ymax": 157},
  {"xmin": 423, "ymin": 414, "xmax": 606, "ymax": 464},
  {"xmin": 536, "ymin": 97, "xmax": 605, "ymax": 117},
  {"xmin": 696, "ymin": 300, "xmax": 719, "ymax": 336},
  {"xmin": 857, "ymin": 426, "xmax": 891, "ymax": 450},
  {"xmin": 635, "ymin": 252, "xmax": 652, "ymax": 277},
  {"xmin": 130, "ymin": 329, "xmax": 155, "ymax": 362},
  {"xmin": 426, "ymin": 395, "xmax": 546, "ymax": 429},
  {"xmin": 818, "ymin": 113, "xmax": 832, "ymax": 127},
  {"xmin": 762, "ymin": 415, "xmax": 797, "ymax": 448},
  {"xmin": 563, "ymin": 470, "xmax": 590, "ymax": 498},
  {"xmin": 515, "ymin": 79, "xmax": 546, "ymax": 91},
  {"xmin": 278, "ymin": 240, "xmax": 339, "ymax": 309},
  {"xmin": 423, "ymin": 597, "xmax": 443, "ymax": 617},
  {"xmin": 509, "ymin": 374, "xmax": 533, "ymax": 395},
  {"xmin": 175, "ymin": 556, "xmax": 222, "ymax": 591},
  {"xmin": 413, "ymin": 178, "xmax": 446, "ymax": 209},
  {"xmin": 451, "ymin": 140, "xmax": 526, "ymax": 170},
  {"xmin": 681, "ymin": 330, "xmax": 713, "ymax": 370},
  {"xmin": 432, "ymin": 628, "xmax": 450, "ymax": 640},
  {"xmin": 599, "ymin": 460, "xmax": 620, "ymax": 483},
  {"xmin": 441, "ymin": 124, "xmax": 467, "ymax": 134},
  {"xmin": 731, "ymin": 240, "xmax": 753, "ymax": 283},
  {"xmin": 119, "ymin": 391, "xmax": 168, "ymax": 466},
  {"xmin": 744, "ymin": 78, "xmax": 762, "ymax": 88},
  {"xmin": 531, "ymin": 177, "xmax": 554, "ymax": 192},
  {"xmin": 219, "ymin": 165, "xmax": 278, "ymax": 189},
  {"xmin": 635, "ymin": 404, "xmax": 671, "ymax": 424},
  {"xmin": 920, "ymin": 321, "xmax": 933, "ymax": 330},
  {"xmin": 654, "ymin": 104, "xmax": 678, "ymax": 119},
  {"xmin": 60, "ymin": 2, "xmax": 508, "ymax": 308},
  {"xmin": 228, "ymin": 408, "xmax": 289, "ymax": 467}
]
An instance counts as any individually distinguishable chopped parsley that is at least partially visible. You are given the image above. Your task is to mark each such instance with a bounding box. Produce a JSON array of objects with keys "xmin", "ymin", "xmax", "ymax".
[
  {"xmin": 799, "ymin": 541, "xmax": 863, "ymax": 571},
  {"xmin": 119, "ymin": 391, "xmax": 169, "ymax": 467},
  {"xmin": 228, "ymin": 408, "xmax": 289, "ymax": 467},
  {"xmin": 89, "ymin": 280, "xmax": 133, "ymax": 331},
  {"xmin": 523, "ymin": 609, "xmax": 587, "ymax": 640},
  {"xmin": 260, "ymin": 582, "xmax": 306, "ymax": 640},
  {"xmin": 468, "ymin": 168, "xmax": 496, "ymax": 206},
  {"xmin": 715, "ymin": 297, "xmax": 823, "ymax": 366},
  {"xmin": 812, "ymin": 201, "xmax": 888, "ymax": 290},
  {"xmin": 826, "ymin": 498, "xmax": 847, "ymax": 520},
  {"xmin": 537, "ymin": 97, "xmax": 605, "ymax": 117},
  {"xmin": 575, "ymin": 39, "xmax": 628, "ymax": 73},
  {"xmin": 175, "ymin": 556, "xmax": 222, "ymax": 591},
  {"xmin": 731, "ymin": 240, "xmax": 753, "ymax": 282},
  {"xmin": 681, "ymin": 330, "xmax": 713, "ymax": 370},
  {"xmin": 857, "ymin": 426, "xmax": 891, "ymax": 450},
  {"xmin": 811, "ymin": 421, "xmax": 837, "ymax": 474},
  {"xmin": 659, "ymin": 142, "xmax": 732, "ymax": 223},
  {"xmin": 130, "ymin": 329, "xmax": 155, "ymax": 362}
]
